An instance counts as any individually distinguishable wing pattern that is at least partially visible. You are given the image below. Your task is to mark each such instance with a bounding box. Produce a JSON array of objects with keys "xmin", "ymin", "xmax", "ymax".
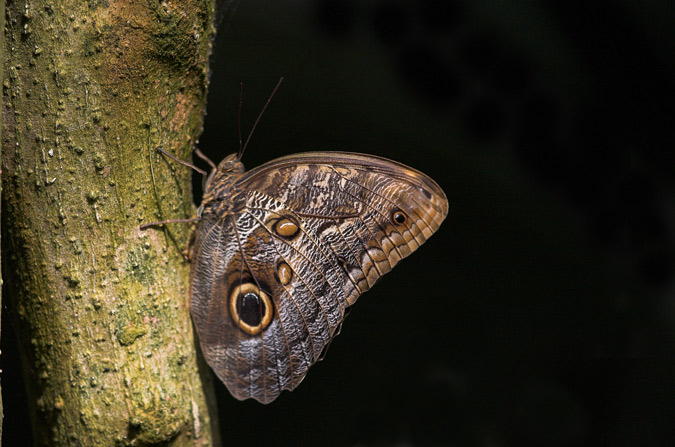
[{"xmin": 190, "ymin": 152, "xmax": 447, "ymax": 403}]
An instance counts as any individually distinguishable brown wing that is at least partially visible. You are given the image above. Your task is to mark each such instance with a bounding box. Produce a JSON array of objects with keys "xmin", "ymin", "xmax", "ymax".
[{"xmin": 189, "ymin": 152, "xmax": 448, "ymax": 403}]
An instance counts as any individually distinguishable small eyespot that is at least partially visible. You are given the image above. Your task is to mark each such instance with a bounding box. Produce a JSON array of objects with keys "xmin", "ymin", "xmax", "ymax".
[
  {"xmin": 229, "ymin": 283, "xmax": 273, "ymax": 335},
  {"xmin": 276, "ymin": 261, "xmax": 293, "ymax": 286},
  {"xmin": 392, "ymin": 210, "xmax": 407, "ymax": 225},
  {"xmin": 273, "ymin": 217, "xmax": 300, "ymax": 239}
]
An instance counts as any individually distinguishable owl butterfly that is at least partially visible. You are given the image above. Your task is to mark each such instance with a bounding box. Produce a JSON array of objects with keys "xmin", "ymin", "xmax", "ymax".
[
  {"xmin": 187, "ymin": 150, "xmax": 448, "ymax": 403},
  {"xmin": 149, "ymin": 84, "xmax": 448, "ymax": 404}
]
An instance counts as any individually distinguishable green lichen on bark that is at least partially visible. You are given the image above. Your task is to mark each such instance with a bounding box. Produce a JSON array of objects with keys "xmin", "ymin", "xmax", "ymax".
[
  {"xmin": 0, "ymin": 0, "xmax": 4, "ymax": 443},
  {"xmin": 2, "ymin": 1, "xmax": 219, "ymax": 445}
]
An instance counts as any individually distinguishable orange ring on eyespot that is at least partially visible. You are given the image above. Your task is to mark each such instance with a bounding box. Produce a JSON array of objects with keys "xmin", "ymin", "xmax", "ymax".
[{"xmin": 229, "ymin": 283, "xmax": 274, "ymax": 335}]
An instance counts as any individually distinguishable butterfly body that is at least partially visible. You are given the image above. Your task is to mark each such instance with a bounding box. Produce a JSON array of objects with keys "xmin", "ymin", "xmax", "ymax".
[{"xmin": 189, "ymin": 151, "xmax": 448, "ymax": 403}]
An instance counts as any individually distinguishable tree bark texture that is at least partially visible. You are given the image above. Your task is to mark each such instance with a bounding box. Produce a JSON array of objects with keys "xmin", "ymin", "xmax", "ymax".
[
  {"xmin": 0, "ymin": 0, "xmax": 4, "ymax": 443},
  {"xmin": 3, "ymin": 1, "xmax": 219, "ymax": 445}
]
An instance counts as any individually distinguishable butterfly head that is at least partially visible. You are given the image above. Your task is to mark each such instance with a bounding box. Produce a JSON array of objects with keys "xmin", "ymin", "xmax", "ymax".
[
  {"xmin": 204, "ymin": 153, "xmax": 245, "ymax": 194},
  {"xmin": 217, "ymin": 153, "xmax": 245, "ymax": 173}
]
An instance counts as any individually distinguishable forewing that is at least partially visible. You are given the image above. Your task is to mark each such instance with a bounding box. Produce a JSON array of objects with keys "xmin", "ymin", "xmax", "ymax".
[{"xmin": 238, "ymin": 152, "xmax": 448, "ymax": 302}]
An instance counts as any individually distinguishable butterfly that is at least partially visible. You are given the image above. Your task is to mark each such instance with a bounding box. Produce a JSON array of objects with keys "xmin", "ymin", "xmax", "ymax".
[
  {"xmin": 143, "ymin": 80, "xmax": 448, "ymax": 403},
  {"xmin": 186, "ymin": 149, "xmax": 448, "ymax": 403}
]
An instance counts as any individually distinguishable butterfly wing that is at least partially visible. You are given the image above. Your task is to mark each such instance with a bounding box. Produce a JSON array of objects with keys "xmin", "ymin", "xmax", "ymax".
[{"xmin": 189, "ymin": 152, "xmax": 448, "ymax": 403}]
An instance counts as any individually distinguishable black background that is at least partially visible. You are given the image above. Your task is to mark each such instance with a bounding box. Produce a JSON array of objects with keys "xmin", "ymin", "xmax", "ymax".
[{"xmin": 4, "ymin": 1, "xmax": 675, "ymax": 446}]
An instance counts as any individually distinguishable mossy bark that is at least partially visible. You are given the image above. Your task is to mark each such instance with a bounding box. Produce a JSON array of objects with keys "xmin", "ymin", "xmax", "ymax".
[
  {"xmin": 3, "ymin": 1, "xmax": 220, "ymax": 445},
  {"xmin": 0, "ymin": 0, "xmax": 4, "ymax": 444}
]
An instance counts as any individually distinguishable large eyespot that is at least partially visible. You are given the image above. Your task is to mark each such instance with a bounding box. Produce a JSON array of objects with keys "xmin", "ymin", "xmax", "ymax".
[
  {"xmin": 272, "ymin": 216, "xmax": 300, "ymax": 239},
  {"xmin": 229, "ymin": 283, "xmax": 274, "ymax": 335},
  {"xmin": 392, "ymin": 209, "xmax": 407, "ymax": 225}
]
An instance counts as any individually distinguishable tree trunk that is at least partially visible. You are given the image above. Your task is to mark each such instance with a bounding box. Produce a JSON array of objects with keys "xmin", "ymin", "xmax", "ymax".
[
  {"xmin": 2, "ymin": 1, "xmax": 220, "ymax": 445},
  {"xmin": 0, "ymin": 0, "xmax": 4, "ymax": 443}
]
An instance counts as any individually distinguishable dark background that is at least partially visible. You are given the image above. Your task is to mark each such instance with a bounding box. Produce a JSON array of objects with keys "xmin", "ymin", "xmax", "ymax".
[{"xmin": 4, "ymin": 1, "xmax": 675, "ymax": 445}]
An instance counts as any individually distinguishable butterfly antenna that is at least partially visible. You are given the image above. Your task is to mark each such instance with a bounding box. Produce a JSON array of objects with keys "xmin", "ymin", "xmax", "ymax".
[
  {"xmin": 237, "ymin": 82, "xmax": 244, "ymax": 159},
  {"xmin": 239, "ymin": 77, "xmax": 284, "ymax": 161},
  {"xmin": 194, "ymin": 148, "xmax": 217, "ymax": 172}
]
